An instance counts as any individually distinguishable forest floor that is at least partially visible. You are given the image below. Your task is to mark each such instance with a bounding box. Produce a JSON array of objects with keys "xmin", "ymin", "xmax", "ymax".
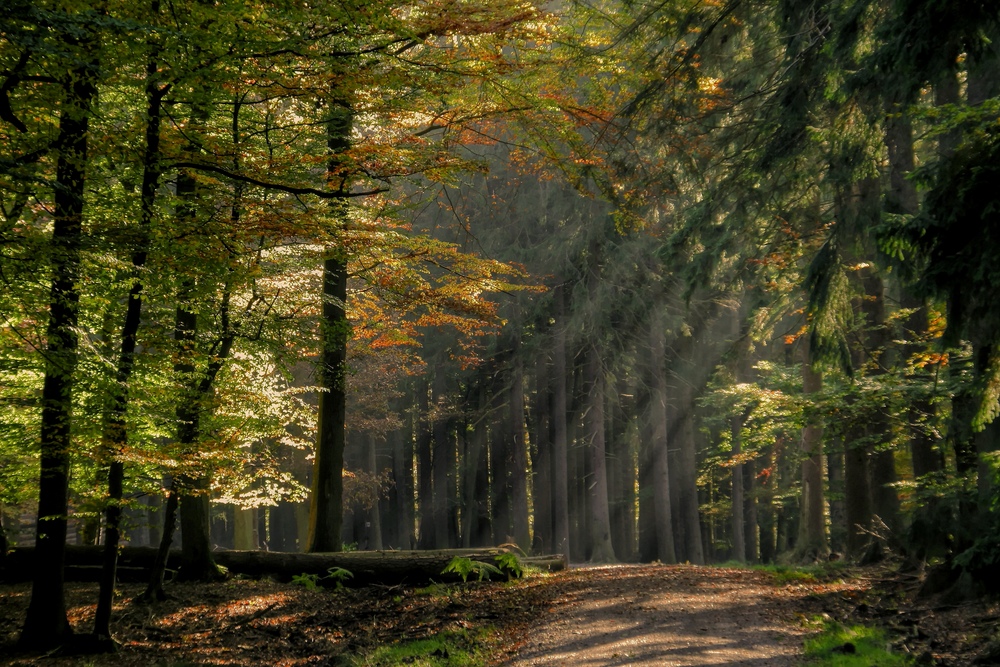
[{"xmin": 0, "ymin": 562, "xmax": 997, "ymax": 666}]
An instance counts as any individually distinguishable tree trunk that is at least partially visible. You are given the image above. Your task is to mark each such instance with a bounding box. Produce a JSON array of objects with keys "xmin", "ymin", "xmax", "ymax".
[
  {"xmin": 509, "ymin": 354, "xmax": 531, "ymax": 551},
  {"xmin": 585, "ymin": 343, "xmax": 616, "ymax": 563},
  {"xmin": 391, "ymin": 400, "xmax": 415, "ymax": 549},
  {"xmin": 886, "ymin": 100, "xmax": 947, "ymax": 560},
  {"xmin": 462, "ymin": 380, "xmax": 492, "ymax": 548},
  {"xmin": 744, "ymin": 457, "xmax": 758, "ymax": 563},
  {"xmin": 415, "ymin": 378, "xmax": 434, "ymax": 549},
  {"xmin": 843, "ymin": 419, "xmax": 872, "ymax": 558},
  {"xmin": 270, "ymin": 502, "xmax": 297, "ymax": 553},
  {"xmin": 491, "ymin": 392, "xmax": 512, "ymax": 545},
  {"xmin": 234, "ymin": 507, "xmax": 256, "ymax": 551},
  {"xmin": 731, "ymin": 411, "xmax": 746, "ymax": 562},
  {"xmin": 608, "ymin": 376, "xmax": 635, "ymax": 561},
  {"xmin": 861, "ymin": 269, "xmax": 901, "ymax": 539},
  {"xmin": 138, "ymin": 486, "xmax": 179, "ymax": 602},
  {"xmin": 308, "ymin": 253, "xmax": 349, "ymax": 553},
  {"xmin": 431, "ymin": 369, "xmax": 452, "ymax": 549},
  {"xmin": 798, "ymin": 340, "xmax": 826, "ymax": 558},
  {"xmin": 551, "ymin": 285, "xmax": 571, "ymax": 562},
  {"xmin": 827, "ymin": 444, "xmax": 846, "ymax": 554},
  {"xmin": 758, "ymin": 444, "xmax": 777, "ymax": 563},
  {"xmin": 531, "ymin": 344, "xmax": 552, "ymax": 554},
  {"xmin": 6, "ymin": 545, "xmax": 564, "ymax": 587},
  {"xmin": 92, "ymin": 33, "xmax": 165, "ymax": 645},
  {"xmin": 673, "ymin": 350, "xmax": 704, "ymax": 565},
  {"xmin": 648, "ymin": 312, "xmax": 676, "ymax": 563},
  {"xmin": 308, "ymin": 97, "xmax": 353, "ymax": 553},
  {"xmin": 19, "ymin": 37, "xmax": 99, "ymax": 650},
  {"xmin": 366, "ymin": 435, "xmax": 384, "ymax": 552}
]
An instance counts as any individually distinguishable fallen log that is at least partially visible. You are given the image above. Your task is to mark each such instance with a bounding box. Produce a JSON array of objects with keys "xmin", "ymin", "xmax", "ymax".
[{"xmin": 1, "ymin": 546, "xmax": 565, "ymax": 586}]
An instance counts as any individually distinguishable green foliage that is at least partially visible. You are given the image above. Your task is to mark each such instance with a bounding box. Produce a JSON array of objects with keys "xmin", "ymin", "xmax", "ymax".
[
  {"xmin": 326, "ymin": 567, "xmax": 354, "ymax": 587},
  {"xmin": 291, "ymin": 567, "xmax": 353, "ymax": 590},
  {"xmin": 348, "ymin": 628, "xmax": 495, "ymax": 667},
  {"xmin": 804, "ymin": 619, "xmax": 912, "ymax": 667},
  {"xmin": 442, "ymin": 557, "xmax": 502, "ymax": 583},
  {"xmin": 291, "ymin": 572, "xmax": 322, "ymax": 590},
  {"xmin": 493, "ymin": 553, "xmax": 524, "ymax": 579}
]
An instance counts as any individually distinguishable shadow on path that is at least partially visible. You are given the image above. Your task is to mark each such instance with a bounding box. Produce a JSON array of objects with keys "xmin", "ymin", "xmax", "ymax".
[{"xmin": 504, "ymin": 564, "xmax": 825, "ymax": 667}]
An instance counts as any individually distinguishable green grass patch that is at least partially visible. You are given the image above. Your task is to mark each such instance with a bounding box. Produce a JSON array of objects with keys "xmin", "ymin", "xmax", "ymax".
[
  {"xmin": 713, "ymin": 560, "xmax": 849, "ymax": 584},
  {"xmin": 804, "ymin": 619, "xmax": 913, "ymax": 666},
  {"xmin": 347, "ymin": 628, "xmax": 495, "ymax": 667}
]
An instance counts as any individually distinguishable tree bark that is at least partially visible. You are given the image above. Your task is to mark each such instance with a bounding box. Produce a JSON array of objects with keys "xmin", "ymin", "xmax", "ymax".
[
  {"xmin": 551, "ymin": 285, "xmax": 571, "ymax": 562},
  {"xmin": 462, "ymin": 385, "xmax": 489, "ymax": 548},
  {"xmin": 5, "ymin": 546, "xmax": 565, "ymax": 586},
  {"xmin": 308, "ymin": 97, "xmax": 353, "ymax": 553},
  {"xmin": 826, "ymin": 444, "xmax": 846, "ymax": 554},
  {"xmin": 531, "ymin": 343, "xmax": 552, "ymax": 554},
  {"xmin": 731, "ymin": 411, "xmax": 746, "ymax": 562},
  {"xmin": 19, "ymin": 33, "xmax": 99, "ymax": 650},
  {"xmin": 585, "ymin": 343, "xmax": 616, "ymax": 562},
  {"xmin": 138, "ymin": 486, "xmax": 178, "ymax": 602},
  {"xmin": 509, "ymin": 353, "xmax": 531, "ymax": 551},
  {"xmin": 798, "ymin": 340, "xmax": 826, "ymax": 558},
  {"xmin": 93, "ymin": 41, "xmax": 165, "ymax": 643},
  {"xmin": 431, "ymin": 369, "xmax": 452, "ymax": 549},
  {"xmin": 673, "ymin": 340, "xmax": 704, "ymax": 565},
  {"xmin": 415, "ymin": 377, "xmax": 434, "ymax": 549},
  {"xmin": 647, "ymin": 312, "xmax": 676, "ymax": 563}
]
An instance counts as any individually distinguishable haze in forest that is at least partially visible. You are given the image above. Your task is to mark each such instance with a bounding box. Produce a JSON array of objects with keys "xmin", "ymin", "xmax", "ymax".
[{"xmin": 1, "ymin": 0, "xmax": 999, "ymax": 652}]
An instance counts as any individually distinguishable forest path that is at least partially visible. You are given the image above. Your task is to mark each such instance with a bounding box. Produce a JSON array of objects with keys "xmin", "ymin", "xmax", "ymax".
[{"xmin": 504, "ymin": 564, "xmax": 833, "ymax": 667}]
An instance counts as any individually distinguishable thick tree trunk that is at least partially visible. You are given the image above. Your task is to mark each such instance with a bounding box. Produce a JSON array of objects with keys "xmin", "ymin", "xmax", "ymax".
[
  {"xmin": 234, "ymin": 507, "xmax": 256, "ymax": 550},
  {"xmin": 19, "ymin": 40, "xmax": 98, "ymax": 650},
  {"xmin": 308, "ymin": 253, "xmax": 349, "ymax": 553},
  {"xmin": 309, "ymin": 97, "xmax": 353, "ymax": 553},
  {"xmin": 4, "ymin": 545, "xmax": 566, "ymax": 586}
]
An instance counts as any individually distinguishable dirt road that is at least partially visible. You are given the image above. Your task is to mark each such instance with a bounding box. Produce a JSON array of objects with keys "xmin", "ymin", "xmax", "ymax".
[{"xmin": 504, "ymin": 564, "xmax": 823, "ymax": 667}]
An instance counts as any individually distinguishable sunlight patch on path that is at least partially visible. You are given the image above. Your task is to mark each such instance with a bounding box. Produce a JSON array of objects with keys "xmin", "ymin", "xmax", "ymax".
[{"xmin": 504, "ymin": 564, "xmax": 807, "ymax": 667}]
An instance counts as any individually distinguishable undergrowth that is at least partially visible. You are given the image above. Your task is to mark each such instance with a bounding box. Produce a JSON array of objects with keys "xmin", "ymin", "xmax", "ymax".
[
  {"xmin": 714, "ymin": 560, "xmax": 848, "ymax": 584},
  {"xmin": 804, "ymin": 618, "xmax": 913, "ymax": 666},
  {"xmin": 347, "ymin": 628, "xmax": 496, "ymax": 667}
]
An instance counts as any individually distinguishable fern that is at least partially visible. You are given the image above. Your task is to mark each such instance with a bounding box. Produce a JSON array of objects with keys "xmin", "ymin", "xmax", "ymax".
[
  {"xmin": 494, "ymin": 553, "xmax": 524, "ymax": 579},
  {"xmin": 442, "ymin": 556, "xmax": 502, "ymax": 582}
]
